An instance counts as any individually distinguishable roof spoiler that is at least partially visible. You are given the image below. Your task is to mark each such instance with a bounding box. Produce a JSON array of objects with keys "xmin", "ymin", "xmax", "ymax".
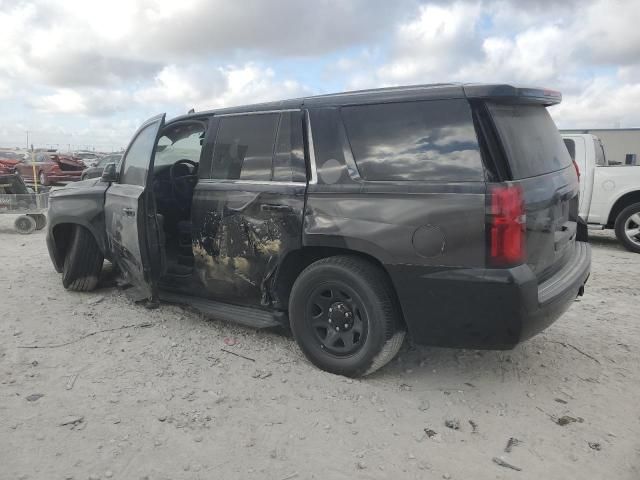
[{"xmin": 463, "ymin": 84, "xmax": 562, "ymax": 106}]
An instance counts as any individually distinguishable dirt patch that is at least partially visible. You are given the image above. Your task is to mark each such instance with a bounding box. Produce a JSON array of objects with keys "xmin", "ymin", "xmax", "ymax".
[{"xmin": 1, "ymin": 218, "xmax": 639, "ymax": 479}]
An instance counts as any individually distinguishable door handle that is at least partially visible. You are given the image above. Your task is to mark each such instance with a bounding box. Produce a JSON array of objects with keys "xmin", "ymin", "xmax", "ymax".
[
  {"xmin": 123, "ymin": 207, "xmax": 136, "ymax": 217},
  {"xmin": 260, "ymin": 204, "xmax": 293, "ymax": 213}
]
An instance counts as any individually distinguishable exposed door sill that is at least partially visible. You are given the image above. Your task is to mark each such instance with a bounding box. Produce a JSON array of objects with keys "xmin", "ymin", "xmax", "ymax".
[{"xmin": 159, "ymin": 290, "xmax": 283, "ymax": 329}]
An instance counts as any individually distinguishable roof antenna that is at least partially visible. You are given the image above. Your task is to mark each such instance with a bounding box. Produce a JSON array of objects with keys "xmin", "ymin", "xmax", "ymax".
[{"xmin": 187, "ymin": 108, "xmax": 195, "ymax": 114}]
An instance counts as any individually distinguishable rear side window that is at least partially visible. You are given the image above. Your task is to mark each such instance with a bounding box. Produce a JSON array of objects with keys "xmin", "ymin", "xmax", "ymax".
[
  {"xmin": 211, "ymin": 114, "xmax": 279, "ymax": 181},
  {"xmin": 594, "ymin": 139, "xmax": 606, "ymax": 166},
  {"xmin": 341, "ymin": 99, "xmax": 484, "ymax": 182},
  {"xmin": 563, "ymin": 138, "xmax": 576, "ymax": 161},
  {"xmin": 488, "ymin": 103, "xmax": 572, "ymax": 179}
]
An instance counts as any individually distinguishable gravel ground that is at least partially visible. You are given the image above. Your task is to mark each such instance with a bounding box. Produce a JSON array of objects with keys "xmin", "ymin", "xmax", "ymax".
[{"xmin": 1, "ymin": 215, "xmax": 638, "ymax": 480}]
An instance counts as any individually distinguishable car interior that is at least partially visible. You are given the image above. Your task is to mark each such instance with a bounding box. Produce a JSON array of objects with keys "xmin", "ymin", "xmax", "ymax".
[{"xmin": 152, "ymin": 120, "xmax": 207, "ymax": 277}]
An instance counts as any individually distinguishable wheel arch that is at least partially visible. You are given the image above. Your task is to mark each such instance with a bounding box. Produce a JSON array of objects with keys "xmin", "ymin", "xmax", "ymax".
[
  {"xmin": 272, "ymin": 246, "xmax": 406, "ymax": 329},
  {"xmin": 49, "ymin": 220, "xmax": 107, "ymax": 272},
  {"xmin": 607, "ymin": 190, "xmax": 640, "ymax": 227}
]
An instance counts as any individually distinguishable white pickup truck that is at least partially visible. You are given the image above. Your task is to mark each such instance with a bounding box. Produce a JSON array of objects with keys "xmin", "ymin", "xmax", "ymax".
[{"xmin": 562, "ymin": 133, "xmax": 640, "ymax": 253}]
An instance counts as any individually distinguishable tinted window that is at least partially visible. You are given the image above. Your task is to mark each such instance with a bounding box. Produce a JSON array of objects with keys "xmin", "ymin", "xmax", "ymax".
[
  {"xmin": 211, "ymin": 114, "xmax": 278, "ymax": 181},
  {"xmin": 563, "ymin": 138, "xmax": 576, "ymax": 161},
  {"xmin": 341, "ymin": 99, "xmax": 483, "ymax": 182},
  {"xmin": 594, "ymin": 139, "xmax": 606, "ymax": 166},
  {"xmin": 273, "ymin": 111, "xmax": 306, "ymax": 182},
  {"xmin": 120, "ymin": 122, "xmax": 159, "ymax": 186},
  {"xmin": 488, "ymin": 103, "xmax": 572, "ymax": 179}
]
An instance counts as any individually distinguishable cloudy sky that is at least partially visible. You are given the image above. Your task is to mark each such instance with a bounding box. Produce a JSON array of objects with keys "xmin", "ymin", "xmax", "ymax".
[{"xmin": 1, "ymin": 0, "xmax": 639, "ymax": 151}]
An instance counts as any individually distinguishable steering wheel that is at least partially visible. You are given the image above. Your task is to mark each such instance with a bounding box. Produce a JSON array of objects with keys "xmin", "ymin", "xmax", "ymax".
[{"xmin": 169, "ymin": 159, "xmax": 198, "ymax": 199}]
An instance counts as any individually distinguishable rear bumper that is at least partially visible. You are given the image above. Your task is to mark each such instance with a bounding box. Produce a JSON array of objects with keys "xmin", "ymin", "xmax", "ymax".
[{"xmin": 387, "ymin": 241, "xmax": 591, "ymax": 349}]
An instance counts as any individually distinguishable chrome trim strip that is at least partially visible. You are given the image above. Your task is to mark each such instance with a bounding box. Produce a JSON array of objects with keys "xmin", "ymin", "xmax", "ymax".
[
  {"xmin": 215, "ymin": 109, "xmax": 300, "ymax": 117},
  {"xmin": 198, "ymin": 179, "xmax": 304, "ymax": 187},
  {"xmin": 305, "ymin": 109, "xmax": 318, "ymax": 185}
]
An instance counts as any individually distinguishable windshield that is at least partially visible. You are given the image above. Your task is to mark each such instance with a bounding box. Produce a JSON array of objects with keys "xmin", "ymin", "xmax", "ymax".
[
  {"xmin": 98, "ymin": 155, "xmax": 122, "ymax": 167},
  {"xmin": 488, "ymin": 103, "xmax": 572, "ymax": 179}
]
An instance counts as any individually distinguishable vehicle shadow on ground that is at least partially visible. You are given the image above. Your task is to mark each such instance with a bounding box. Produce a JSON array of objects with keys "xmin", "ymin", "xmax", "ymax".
[
  {"xmin": 94, "ymin": 260, "xmax": 561, "ymax": 385},
  {"xmin": 587, "ymin": 232, "xmax": 624, "ymax": 251}
]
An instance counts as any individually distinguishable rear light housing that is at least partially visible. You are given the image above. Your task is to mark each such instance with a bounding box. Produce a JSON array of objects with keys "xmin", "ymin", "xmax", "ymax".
[
  {"xmin": 488, "ymin": 184, "xmax": 526, "ymax": 267},
  {"xmin": 573, "ymin": 159, "xmax": 580, "ymax": 180}
]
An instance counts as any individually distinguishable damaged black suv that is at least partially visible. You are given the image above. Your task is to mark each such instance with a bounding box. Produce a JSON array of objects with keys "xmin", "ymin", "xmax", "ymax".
[{"xmin": 47, "ymin": 84, "xmax": 591, "ymax": 377}]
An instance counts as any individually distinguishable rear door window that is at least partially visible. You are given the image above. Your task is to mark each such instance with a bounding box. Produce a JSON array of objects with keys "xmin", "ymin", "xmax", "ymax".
[
  {"xmin": 341, "ymin": 99, "xmax": 484, "ymax": 182},
  {"xmin": 488, "ymin": 103, "xmax": 572, "ymax": 179},
  {"xmin": 211, "ymin": 114, "xmax": 279, "ymax": 181}
]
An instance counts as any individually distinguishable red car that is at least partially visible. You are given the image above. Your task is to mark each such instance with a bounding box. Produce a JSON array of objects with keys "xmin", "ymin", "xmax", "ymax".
[
  {"xmin": 15, "ymin": 152, "xmax": 86, "ymax": 186},
  {"xmin": 0, "ymin": 152, "xmax": 23, "ymax": 174}
]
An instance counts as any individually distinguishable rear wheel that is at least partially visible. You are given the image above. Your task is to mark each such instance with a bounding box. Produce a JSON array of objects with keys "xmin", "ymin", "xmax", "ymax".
[
  {"xmin": 14, "ymin": 215, "xmax": 36, "ymax": 234},
  {"xmin": 615, "ymin": 202, "xmax": 640, "ymax": 253},
  {"xmin": 289, "ymin": 256, "xmax": 405, "ymax": 377},
  {"xmin": 62, "ymin": 225, "xmax": 104, "ymax": 291}
]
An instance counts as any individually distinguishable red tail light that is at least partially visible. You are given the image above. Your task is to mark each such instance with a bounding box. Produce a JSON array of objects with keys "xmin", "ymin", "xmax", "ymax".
[
  {"xmin": 488, "ymin": 184, "xmax": 526, "ymax": 266},
  {"xmin": 573, "ymin": 159, "xmax": 580, "ymax": 180}
]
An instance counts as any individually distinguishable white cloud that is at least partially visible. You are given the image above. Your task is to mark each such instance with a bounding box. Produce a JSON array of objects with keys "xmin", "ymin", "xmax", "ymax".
[
  {"xmin": 1, "ymin": 0, "xmax": 640, "ymax": 148},
  {"xmin": 375, "ymin": 2, "xmax": 483, "ymax": 86},
  {"xmin": 137, "ymin": 62, "xmax": 310, "ymax": 111}
]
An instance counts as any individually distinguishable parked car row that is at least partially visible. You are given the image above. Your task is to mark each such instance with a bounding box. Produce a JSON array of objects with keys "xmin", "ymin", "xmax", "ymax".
[{"xmin": 0, "ymin": 150, "xmax": 122, "ymax": 186}]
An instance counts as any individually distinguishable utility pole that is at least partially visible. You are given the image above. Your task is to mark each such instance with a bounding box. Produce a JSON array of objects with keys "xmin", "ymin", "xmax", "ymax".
[{"xmin": 25, "ymin": 130, "xmax": 30, "ymax": 150}]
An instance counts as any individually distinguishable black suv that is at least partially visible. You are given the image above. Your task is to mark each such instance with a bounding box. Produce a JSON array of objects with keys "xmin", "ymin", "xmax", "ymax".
[{"xmin": 46, "ymin": 83, "xmax": 591, "ymax": 377}]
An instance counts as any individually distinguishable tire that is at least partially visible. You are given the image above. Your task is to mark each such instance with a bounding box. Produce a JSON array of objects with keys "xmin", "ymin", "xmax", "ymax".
[
  {"xmin": 39, "ymin": 171, "xmax": 49, "ymax": 186},
  {"xmin": 289, "ymin": 255, "xmax": 405, "ymax": 377},
  {"xmin": 614, "ymin": 202, "xmax": 640, "ymax": 253},
  {"xmin": 28, "ymin": 214, "xmax": 47, "ymax": 230},
  {"xmin": 14, "ymin": 215, "xmax": 36, "ymax": 234},
  {"xmin": 62, "ymin": 225, "xmax": 104, "ymax": 291}
]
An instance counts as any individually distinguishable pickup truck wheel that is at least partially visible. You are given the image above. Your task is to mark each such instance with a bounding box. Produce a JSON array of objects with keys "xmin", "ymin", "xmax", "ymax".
[
  {"xmin": 14, "ymin": 215, "xmax": 36, "ymax": 234},
  {"xmin": 289, "ymin": 255, "xmax": 405, "ymax": 377},
  {"xmin": 62, "ymin": 225, "xmax": 104, "ymax": 291},
  {"xmin": 614, "ymin": 202, "xmax": 640, "ymax": 254}
]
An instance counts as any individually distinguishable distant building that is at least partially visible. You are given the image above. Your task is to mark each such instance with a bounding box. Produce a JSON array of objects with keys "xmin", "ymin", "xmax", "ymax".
[{"xmin": 560, "ymin": 128, "xmax": 640, "ymax": 165}]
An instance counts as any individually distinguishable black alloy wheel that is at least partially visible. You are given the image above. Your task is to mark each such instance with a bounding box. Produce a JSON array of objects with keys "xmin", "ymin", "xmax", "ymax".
[{"xmin": 307, "ymin": 282, "xmax": 368, "ymax": 356}]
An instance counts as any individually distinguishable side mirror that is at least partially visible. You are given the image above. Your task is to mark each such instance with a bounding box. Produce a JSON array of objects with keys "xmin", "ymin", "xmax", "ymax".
[{"xmin": 101, "ymin": 162, "xmax": 118, "ymax": 182}]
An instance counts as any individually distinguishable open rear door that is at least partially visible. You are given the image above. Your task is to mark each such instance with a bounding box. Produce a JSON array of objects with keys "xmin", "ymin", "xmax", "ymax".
[{"xmin": 104, "ymin": 114, "xmax": 166, "ymax": 301}]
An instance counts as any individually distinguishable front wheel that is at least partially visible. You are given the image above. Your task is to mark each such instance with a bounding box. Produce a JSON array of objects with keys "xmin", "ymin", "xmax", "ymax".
[
  {"xmin": 614, "ymin": 202, "xmax": 640, "ymax": 253},
  {"xmin": 62, "ymin": 225, "xmax": 104, "ymax": 291},
  {"xmin": 289, "ymin": 256, "xmax": 405, "ymax": 377}
]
